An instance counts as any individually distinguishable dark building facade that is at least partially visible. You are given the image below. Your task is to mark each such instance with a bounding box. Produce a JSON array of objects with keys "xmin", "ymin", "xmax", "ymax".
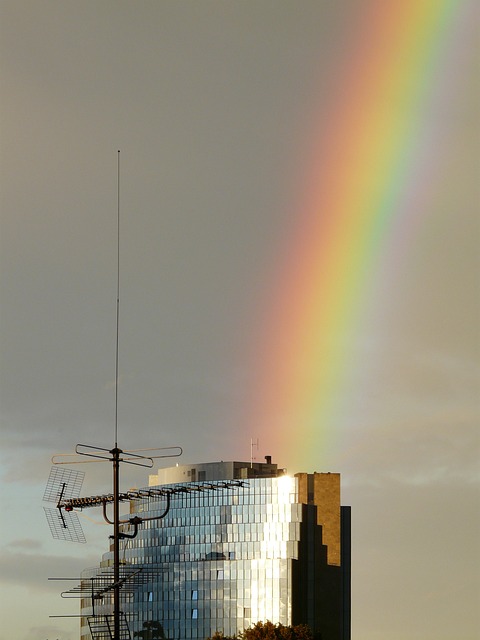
[{"xmin": 80, "ymin": 460, "xmax": 350, "ymax": 640}]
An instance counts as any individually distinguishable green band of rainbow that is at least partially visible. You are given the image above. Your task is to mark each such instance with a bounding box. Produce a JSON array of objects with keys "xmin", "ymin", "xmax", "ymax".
[{"xmin": 242, "ymin": 0, "xmax": 473, "ymax": 467}]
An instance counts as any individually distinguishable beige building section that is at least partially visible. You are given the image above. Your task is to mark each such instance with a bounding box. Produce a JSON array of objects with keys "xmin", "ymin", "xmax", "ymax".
[{"xmin": 296, "ymin": 472, "xmax": 341, "ymax": 566}]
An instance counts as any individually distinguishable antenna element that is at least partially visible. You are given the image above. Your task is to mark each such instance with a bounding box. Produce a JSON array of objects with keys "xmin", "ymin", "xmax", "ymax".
[{"xmin": 115, "ymin": 150, "xmax": 120, "ymax": 448}]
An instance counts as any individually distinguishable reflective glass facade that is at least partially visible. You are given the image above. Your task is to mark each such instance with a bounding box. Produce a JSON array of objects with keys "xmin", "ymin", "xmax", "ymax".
[{"xmin": 80, "ymin": 464, "xmax": 350, "ymax": 640}]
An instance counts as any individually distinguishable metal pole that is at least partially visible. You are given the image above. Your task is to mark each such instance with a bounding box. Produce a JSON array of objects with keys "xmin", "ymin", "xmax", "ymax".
[{"xmin": 112, "ymin": 447, "xmax": 121, "ymax": 639}]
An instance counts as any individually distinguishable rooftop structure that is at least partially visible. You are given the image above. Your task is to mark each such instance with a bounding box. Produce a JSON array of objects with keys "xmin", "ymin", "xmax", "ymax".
[{"xmin": 80, "ymin": 459, "xmax": 350, "ymax": 640}]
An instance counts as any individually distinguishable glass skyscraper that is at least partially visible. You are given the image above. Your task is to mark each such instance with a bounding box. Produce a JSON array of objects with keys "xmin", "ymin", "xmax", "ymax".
[{"xmin": 80, "ymin": 460, "xmax": 350, "ymax": 640}]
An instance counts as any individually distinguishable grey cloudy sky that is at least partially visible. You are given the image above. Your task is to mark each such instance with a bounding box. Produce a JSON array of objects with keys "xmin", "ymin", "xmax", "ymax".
[{"xmin": 0, "ymin": 2, "xmax": 479, "ymax": 639}]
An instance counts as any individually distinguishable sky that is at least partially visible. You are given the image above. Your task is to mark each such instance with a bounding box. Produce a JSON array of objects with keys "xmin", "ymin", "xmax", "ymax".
[{"xmin": 0, "ymin": 2, "xmax": 479, "ymax": 639}]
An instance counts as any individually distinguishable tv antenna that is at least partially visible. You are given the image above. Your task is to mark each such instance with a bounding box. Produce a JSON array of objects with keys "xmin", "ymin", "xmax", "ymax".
[
  {"xmin": 44, "ymin": 153, "xmax": 245, "ymax": 639},
  {"xmin": 44, "ymin": 444, "xmax": 246, "ymax": 638}
]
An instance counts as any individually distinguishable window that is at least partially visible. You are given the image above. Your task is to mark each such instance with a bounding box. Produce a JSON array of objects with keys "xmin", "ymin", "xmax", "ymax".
[
  {"xmin": 192, "ymin": 608, "xmax": 198, "ymax": 619},
  {"xmin": 192, "ymin": 589, "xmax": 198, "ymax": 600}
]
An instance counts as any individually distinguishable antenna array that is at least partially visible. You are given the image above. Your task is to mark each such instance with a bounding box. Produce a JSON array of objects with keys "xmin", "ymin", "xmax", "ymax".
[
  {"xmin": 44, "ymin": 445, "xmax": 246, "ymax": 638},
  {"xmin": 44, "ymin": 154, "xmax": 246, "ymax": 639}
]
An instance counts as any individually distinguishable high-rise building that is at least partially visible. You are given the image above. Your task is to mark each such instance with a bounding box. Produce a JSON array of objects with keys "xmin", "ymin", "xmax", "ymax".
[{"xmin": 80, "ymin": 459, "xmax": 350, "ymax": 640}]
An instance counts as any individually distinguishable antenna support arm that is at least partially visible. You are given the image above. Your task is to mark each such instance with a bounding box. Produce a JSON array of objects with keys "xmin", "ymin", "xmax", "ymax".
[{"xmin": 102, "ymin": 492, "xmax": 172, "ymax": 527}]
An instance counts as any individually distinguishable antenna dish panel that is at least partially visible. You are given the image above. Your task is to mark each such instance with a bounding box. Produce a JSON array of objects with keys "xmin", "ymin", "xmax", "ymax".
[
  {"xmin": 44, "ymin": 466, "xmax": 85, "ymax": 503},
  {"xmin": 44, "ymin": 507, "xmax": 86, "ymax": 543},
  {"xmin": 43, "ymin": 466, "xmax": 86, "ymax": 542}
]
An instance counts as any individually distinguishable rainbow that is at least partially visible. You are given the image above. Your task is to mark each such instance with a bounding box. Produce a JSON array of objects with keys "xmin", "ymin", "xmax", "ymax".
[{"xmin": 242, "ymin": 0, "xmax": 473, "ymax": 469}]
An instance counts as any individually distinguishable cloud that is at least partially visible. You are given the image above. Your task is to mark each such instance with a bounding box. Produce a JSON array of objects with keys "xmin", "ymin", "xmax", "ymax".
[
  {"xmin": 20, "ymin": 624, "xmax": 74, "ymax": 640},
  {"xmin": 0, "ymin": 551, "xmax": 100, "ymax": 593},
  {"xmin": 8, "ymin": 538, "xmax": 42, "ymax": 550},
  {"xmin": 340, "ymin": 410, "xmax": 479, "ymax": 488}
]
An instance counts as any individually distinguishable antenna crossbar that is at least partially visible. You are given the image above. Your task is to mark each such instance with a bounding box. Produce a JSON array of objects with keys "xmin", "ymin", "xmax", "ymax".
[{"xmin": 52, "ymin": 445, "xmax": 182, "ymax": 467}]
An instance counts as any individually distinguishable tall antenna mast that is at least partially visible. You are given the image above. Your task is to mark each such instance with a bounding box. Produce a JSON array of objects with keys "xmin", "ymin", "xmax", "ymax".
[
  {"xmin": 44, "ymin": 154, "xmax": 245, "ymax": 638},
  {"xmin": 115, "ymin": 150, "xmax": 120, "ymax": 448},
  {"xmin": 113, "ymin": 150, "xmax": 122, "ymax": 637}
]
